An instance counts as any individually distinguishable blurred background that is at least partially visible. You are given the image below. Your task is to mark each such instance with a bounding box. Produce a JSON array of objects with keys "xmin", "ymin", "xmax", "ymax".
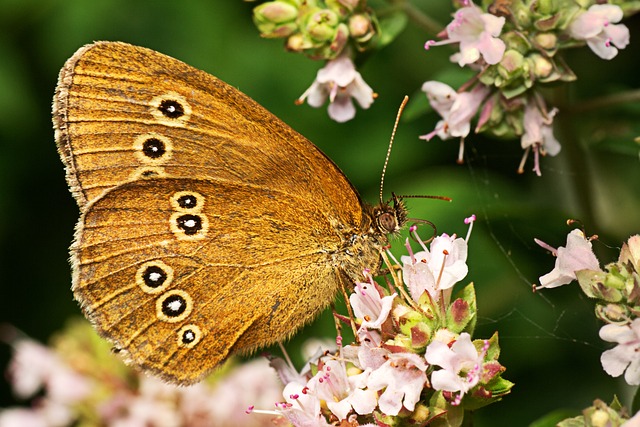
[{"xmin": 0, "ymin": 0, "xmax": 638, "ymax": 425}]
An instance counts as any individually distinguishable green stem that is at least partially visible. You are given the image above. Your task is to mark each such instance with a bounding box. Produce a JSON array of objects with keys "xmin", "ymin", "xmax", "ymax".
[
  {"xmin": 552, "ymin": 86, "xmax": 596, "ymax": 228},
  {"xmin": 384, "ymin": 0, "xmax": 444, "ymax": 35},
  {"xmin": 564, "ymin": 88, "xmax": 640, "ymax": 114}
]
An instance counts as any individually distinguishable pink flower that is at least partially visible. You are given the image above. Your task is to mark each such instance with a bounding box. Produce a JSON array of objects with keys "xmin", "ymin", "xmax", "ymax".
[
  {"xmin": 366, "ymin": 353, "xmax": 427, "ymax": 416},
  {"xmin": 426, "ymin": 3, "xmax": 506, "ymax": 66},
  {"xmin": 569, "ymin": 4, "xmax": 630, "ymax": 60},
  {"xmin": 7, "ymin": 339, "xmax": 91, "ymax": 404},
  {"xmin": 401, "ymin": 233, "xmax": 469, "ymax": 302},
  {"xmin": 425, "ymin": 332, "xmax": 485, "ymax": 404},
  {"xmin": 308, "ymin": 359, "xmax": 377, "ymax": 420},
  {"xmin": 349, "ymin": 280, "xmax": 396, "ymax": 330},
  {"xmin": 0, "ymin": 408, "xmax": 48, "ymax": 427},
  {"xmin": 420, "ymin": 81, "xmax": 489, "ymax": 163},
  {"xmin": 277, "ymin": 382, "xmax": 330, "ymax": 427},
  {"xmin": 600, "ymin": 319, "xmax": 640, "ymax": 385},
  {"xmin": 344, "ymin": 329, "xmax": 390, "ymax": 371},
  {"xmin": 297, "ymin": 55, "xmax": 375, "ymax": 122},
  {"xmin": 421, "ymin": 81, "xmax": 489, "ymax": 141},
  {"xmin": 535, "ymin": 229, "xmax": 601, "ymax": 289},
  {"xmin": 520, "ymin": 101, "xmax": 561, "ymax": 176}
]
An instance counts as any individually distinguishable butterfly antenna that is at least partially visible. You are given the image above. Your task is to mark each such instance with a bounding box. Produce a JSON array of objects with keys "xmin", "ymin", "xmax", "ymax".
[{"xmin": 380, "ymin": 96, "xmax": 409, "ymax": 205}]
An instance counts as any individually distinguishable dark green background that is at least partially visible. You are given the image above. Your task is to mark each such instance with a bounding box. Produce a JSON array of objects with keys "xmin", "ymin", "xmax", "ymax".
[{"xmin": 1, "ymin": 0, "xmax": 639, "ymax": 424}]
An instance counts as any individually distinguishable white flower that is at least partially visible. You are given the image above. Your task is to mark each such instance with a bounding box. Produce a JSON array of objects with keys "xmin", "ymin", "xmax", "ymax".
[
  {"xmin": 425, "ymin": 332, "xmax": 484, "ymax": 403},
  {"xmin": 8, "ymin": 339, "xmax": 91, "ymax": 404},
  {"xmin": 520, "ymin": 101, "xmax": 561, "ymax": 176},
  {"xmin": 521, "ymin": 102, "xmax": 560, "ymax": 155},
  {"xmin": 420, "ymin": 82, "xmax": 490, "ymax": 142},
  {"xmin": 569, "ymin": 4, "xmax": 630, "ymax": 60},
  {"xmin": 535, "ymin": 229, "xmax": 601, "ymax": 289},
  {"xmin": 278, "ymin": 382, "xmax": 331, "ymax": 427},
  {"xmin": 426, "ymin": 3, "xmax": 506, "ymax": 66},
  {"xmin": 298, "ymin": 55, "xmax": 374, "ymax": 122},
  {"xmin": 349, "ymin": 281, "xmax": 396, "ymax": 330},
  {"xmin": 344, "ymin": 329, "xmax": 390, "ymax": 371},
  {"xmin": 308, "ymin": 359, "xmax": 377, "ymax": 420},
  {"xmin": 366, "ymin": 352, "xmax": 427, "ymax": 416},
  {"xmin": 600, "ymin": 319, "xmax": 640, "ymax": 385},
  {"xmin": 401, "ymin": 233, "xmax": 469, "ymax": 302}
]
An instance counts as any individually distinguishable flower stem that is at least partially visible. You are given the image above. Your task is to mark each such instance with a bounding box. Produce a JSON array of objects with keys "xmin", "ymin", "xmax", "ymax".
[
  {"xmin": 553, "ymin": 86, "xmax": 596, "ymax": 228},
  {"xmin": 564, "ymin": 88, "xmax": 640, "ymax": 114},
  {"xmin": 385, "ymin": 0, "xmax": 443, "ymax": 35}
]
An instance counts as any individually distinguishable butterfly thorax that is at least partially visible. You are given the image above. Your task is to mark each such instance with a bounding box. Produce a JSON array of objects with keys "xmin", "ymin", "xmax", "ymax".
[{"xmin": 334, "ymin": 199, "xmax": 407, "ymax": 283}]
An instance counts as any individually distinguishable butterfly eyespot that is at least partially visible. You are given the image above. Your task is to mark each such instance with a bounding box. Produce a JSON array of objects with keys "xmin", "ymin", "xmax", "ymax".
[
  {"xmin": 149, "ymin": 92, "xmax": 192, "ymax": 126},
  {"xmin": 177, "ymin": 324, "xmax": 203, "ymax": 348},
  {"xmin": 134, "ymin": 133, "xmax": 172, "ymax": 164},
  {"xmin": 159, "ymin": 100, "xmax": 184, "ymax": 118},
  {"xmin": 178, "ymin": 214, "xmax": 202, "ymax": 234},
  {"xmin": 136, "ymin": 260, "xmax": 174, "ymax": 294},
  {"xmin": 156, "ymin": 290, "xmax": 193, "ymax": 323},
  {"xmin": 129, "ymin": 166, "xmax": 166, "ymax": 181},
  {"xmin": 170, "ymin": 212, "xmax": 209, "ymax": 240},
  {"xmin": 178, "ymin": 195, "xmax": 197, "ymax": 208},
  {"xmin": 170, "ymin": 191, "xmax": 205, "ymax": 212},
  {"xmin": 142, "ymin": 138, "xmax": 166, "ymax": 159}
]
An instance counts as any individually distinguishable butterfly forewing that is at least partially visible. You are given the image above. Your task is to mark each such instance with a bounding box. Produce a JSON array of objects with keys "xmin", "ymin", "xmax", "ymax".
[{"xmin": 53, "ymin": 41, "xmax": 363, "ymax": 227}]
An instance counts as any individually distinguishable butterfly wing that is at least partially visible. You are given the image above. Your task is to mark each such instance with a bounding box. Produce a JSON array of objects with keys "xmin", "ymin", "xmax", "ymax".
[
  {"xmin": 53, "ymin": 42, "xmax": 385, "ymax": 384},
  {"xmin": 74, "ymin": 177, "xmax": 343, "ymax": 384},
  {"xmin": 53, "ymin": 41, "xmax": 363, "ymax": 228}
]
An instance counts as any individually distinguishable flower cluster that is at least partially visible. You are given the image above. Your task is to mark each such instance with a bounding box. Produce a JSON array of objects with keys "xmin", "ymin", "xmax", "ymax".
[
  {"xmin": 250, "ymin": 1, "xmax": 633, "ymax": 171},
  {"xmin": 557, "ymin": 397, "xmax": 637, "ymax": 427},
  {"xmin": 535, "ymin": 230, "xmax": 640, "ymax": 387},
  {"xmin": 253, "ymin": 0, "xmax": 378, "ymax": 60},
  {"xmin": 251, "ymin": 216, "xmax": 513, "ymax": 426},
  {"xmin": 0, "ymin": 320, "xmax": 284, "ymax": 427},
  {"xmin": 419, "ymin": 0, "xmax": 630, "ymax": 175},
  {"xmin": 252, "ymin": 0, "xmax": 390, "ymax": 121}
]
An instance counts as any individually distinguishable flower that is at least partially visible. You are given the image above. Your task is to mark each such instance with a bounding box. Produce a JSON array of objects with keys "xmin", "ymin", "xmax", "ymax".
[
  {"xmin": 7, "ymin": 338, "xmax": 91, "ymax": 404},
  {"xmin": 308, "ymin": 359, "xmax": 377, "ymax": 420},
  {"xmin": 297, "ymin": 54, "xmax": 375, "ymax": 122},
  {"xmin": 425, "ymin": 332, "xmax": 485, "ymax": 404},
  {"xmin": 569, "ymin": 4, "xmax": 630, "ymax": 60},
  {"xmin": 366, "ymin": 352, "xmax": 428, "ymax": 416},
  {"xmin": 520, "ymin": 100, "xmax": 561, "ymax": 176},
  {"xmin": 599, "ymin": 319, "xmax": 640, "ymax": 385},
  {"xmin": 535, "ymin": 229, "xmax": 601, "ymax": 289},
  {"xmin": 420, "ymin": 81, "xmax": 490, "ymax": 163},
  {"xmin": 401, "ymin": 232, "xmax": 469, "ymax": 302},
  {"xmin": 277, "ymin": 382, "xmax": 331, "ymax": 427},
  {"xmin": 345, "ymin": 329, "xmax": 390, "ymax": 371},
  {"xmin": 425, "ymin": 3, "xmax": 506, "ymax": 66},
  {"xmin": 2, "ymin": 322, "xmax": 284, "ymax": 427},
  {"xmin": 349, "ymin": 279, "xmax": 396, "ymax": 330}
]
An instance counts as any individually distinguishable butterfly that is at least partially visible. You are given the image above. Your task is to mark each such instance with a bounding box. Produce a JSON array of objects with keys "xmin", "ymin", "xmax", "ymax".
[{"xmin": 53, "ymin": 41, "xmax": 406, "ymax": 384}]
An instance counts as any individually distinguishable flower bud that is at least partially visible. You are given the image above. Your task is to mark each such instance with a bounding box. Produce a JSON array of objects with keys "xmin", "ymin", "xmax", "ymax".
[
  {"xmin": 253, "ymin": 1, "xmax": 299, "ymax": 38},
  {"xmin": 595, "ymin": 303, "xmax": 629, "ymax": 324},
  {"xmin": 534, "ymin": 32, "xmax": 557, "ymax": 51},
  {"xmin": 348, "ymin": 13, "xmax": 375, "ymax": 43},
  {"xmin": 326, "ymin": 0, "xmax": 360, "ymax": 16},
  {"xmin": 286, "ymin": 32, "xmax": 312, "ymax": 52},
  {"xmin": 305, "ymin": 9, "xmax": 339, "ymax": 42},
  {"xmin": 529, "ymin": 53, "xmax": 553, "ymax": 79}
]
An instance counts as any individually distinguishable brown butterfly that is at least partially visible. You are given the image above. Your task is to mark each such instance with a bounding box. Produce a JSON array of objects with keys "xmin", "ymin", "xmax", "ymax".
[{"xmin": 52, "ymin": 41, "xmax": 406, "ymax": 385}]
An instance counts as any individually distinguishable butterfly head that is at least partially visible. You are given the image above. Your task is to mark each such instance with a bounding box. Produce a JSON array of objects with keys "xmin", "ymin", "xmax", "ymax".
[{"xmin": 374, "ymin": 192, "xmax": 407, "ymax": 236}]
